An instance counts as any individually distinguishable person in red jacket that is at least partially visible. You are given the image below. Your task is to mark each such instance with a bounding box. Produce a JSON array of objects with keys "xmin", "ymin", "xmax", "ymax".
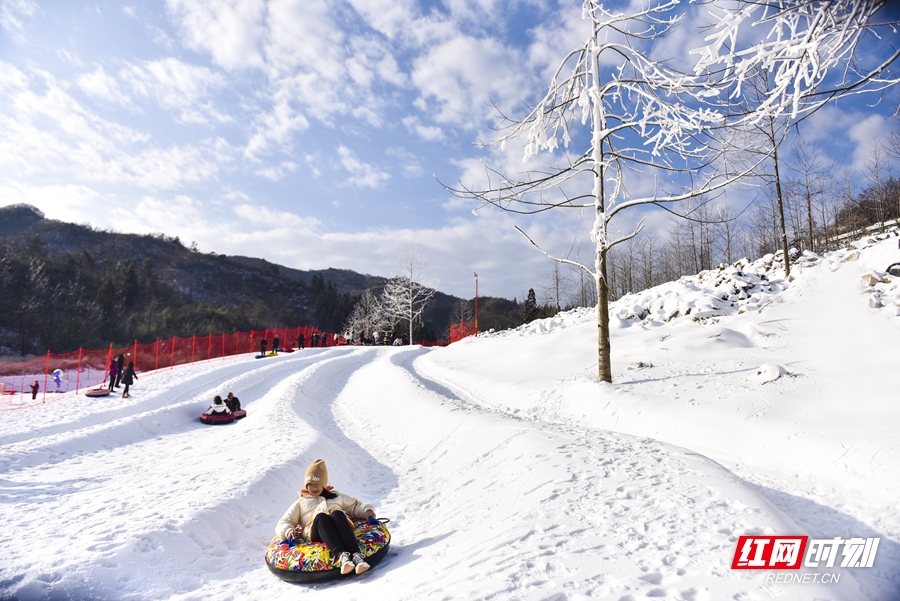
[{"xmin": 30, "ymin": 380, "xmax": 39, "ymax": 400}]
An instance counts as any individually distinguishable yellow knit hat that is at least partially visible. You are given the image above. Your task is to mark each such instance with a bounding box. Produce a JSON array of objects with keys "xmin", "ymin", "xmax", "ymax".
[{"xmin": 305, "ymin": 459, "xmax": 328, "ymax": 489}]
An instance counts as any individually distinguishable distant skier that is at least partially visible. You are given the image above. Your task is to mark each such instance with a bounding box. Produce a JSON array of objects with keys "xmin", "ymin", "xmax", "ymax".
[
  {"xmin": 120, "ymin": 361, "xmax": 137, "ymax": 398},
  {"xmin": 114, "ymin": 354, "xmax": 125, "ymax": 388},
  {"xmin": 52, "ymin": 369, "xmax": 63, "ymax": 393},
  {"xmin": 30, "ymin": 380, "xmax": 39, "ymax": 400},
  {"xmin": 297, "ymin": 332, "xmax": 305, "ymax": 349},
  {"xmin": 107, "ymin": 358, "xmax": 118, "ymax": 390},
  {"xmin": 311, "ymin": 332, "xmax": 319, "ymax": 348},
  {"xmin": 272, "ymin": 335, "xmax": 280, "ymax": 352},
  {"xmin": 260, "ymin": 338, "xmax": 268, "ymax": 357}
]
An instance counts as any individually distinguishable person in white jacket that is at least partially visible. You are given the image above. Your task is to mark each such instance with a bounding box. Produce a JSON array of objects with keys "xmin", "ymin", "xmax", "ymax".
[
  {"xmin": 206, "ymin": 396, "xmax": 231, "ymax": 414},
  {"xmin": 275, "ymin": 459, "xmax": 377, "ymax": 575}
]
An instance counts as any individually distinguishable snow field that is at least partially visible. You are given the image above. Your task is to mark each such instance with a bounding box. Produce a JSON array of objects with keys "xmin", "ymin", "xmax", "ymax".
[{"xmin": 1, "ymin": 231, "xmax": 898, "ymax": 600}]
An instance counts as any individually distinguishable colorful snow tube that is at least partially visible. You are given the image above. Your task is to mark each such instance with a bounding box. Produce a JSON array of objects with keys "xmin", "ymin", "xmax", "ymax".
[
  {"xmin": 199, "ymin": 412, "xmax": 235, "ymax": 425},
  {"xmin": 85, "ymin": 387, "xmax": 111, "ymax": 397},
  {"xmin": 233, "ymin": 409, "xmax": 247, "ymax": 420},
  {"xmin": 265, "ymin": 519, "xmax": 391, "ymax": 583}
]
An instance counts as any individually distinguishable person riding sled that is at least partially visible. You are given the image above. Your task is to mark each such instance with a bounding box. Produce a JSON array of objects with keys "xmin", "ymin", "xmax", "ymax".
[
  {"xmin": 275, "ymin": 459, "xmax": 377, "ymax": 575},
  {"xmin": 207, "ymin": 395, "xmax": 231, "ymax": 415},
  {"xmin": 224, "ymin": 392, "xmax": 241, "ymax": 412}
]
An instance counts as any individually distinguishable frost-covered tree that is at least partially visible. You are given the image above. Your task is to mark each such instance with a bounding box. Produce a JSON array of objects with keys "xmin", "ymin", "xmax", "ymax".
[
  {"xmin": 446, "ymin": 0, "xmax": 750, "ymax": 382},
  {"xmin": 343, "ymin": 289, "xmax": 388, "ymax": 341},
  {"xmin": 381, "ymin": 248, "xmax": 435, "ymax": 345},
  {"xmin": 691, "ymin": 0, "xmax": 900, "ymax": 121}
]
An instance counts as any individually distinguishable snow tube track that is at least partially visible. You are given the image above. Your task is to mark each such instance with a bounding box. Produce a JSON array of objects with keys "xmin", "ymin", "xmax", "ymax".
[{"xmin": 0, "ymin": 347, "xmax": 863, "ymax": 601}]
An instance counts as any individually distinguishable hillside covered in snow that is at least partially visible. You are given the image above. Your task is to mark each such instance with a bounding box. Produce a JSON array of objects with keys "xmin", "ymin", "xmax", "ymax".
[{"xmin": 1, "ymin": 230, "xmax": 898, "ymax": 601}]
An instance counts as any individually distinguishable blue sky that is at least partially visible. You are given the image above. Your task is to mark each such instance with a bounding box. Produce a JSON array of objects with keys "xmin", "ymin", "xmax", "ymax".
[{"xmin": 1, "ymin": 0, "xmax": 898, "ymax": 300}]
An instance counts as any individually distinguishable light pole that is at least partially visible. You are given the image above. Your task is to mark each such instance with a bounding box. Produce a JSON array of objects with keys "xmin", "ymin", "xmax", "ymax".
[{"xmin": 474, "ymin": 272, "xmax": 479, "ymax": 337}]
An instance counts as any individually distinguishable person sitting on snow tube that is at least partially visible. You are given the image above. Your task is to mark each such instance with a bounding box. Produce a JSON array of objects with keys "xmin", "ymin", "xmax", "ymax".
[
  {"xmin": 275, "ymin": 459, "xmax": 377, "ymax": 575},
  {"xmin": 207, "ymin": 395, "xmax": 231, "ymax": 415},
  {"xmin": 224, "ymin": 392, "xmax": 241, "ymax": 412}
]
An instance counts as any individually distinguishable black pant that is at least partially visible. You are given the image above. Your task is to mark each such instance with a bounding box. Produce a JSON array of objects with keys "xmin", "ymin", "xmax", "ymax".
[
  {"xmin": 108, "ymin": 374, "xmax": 116, "ymax": 389},
  {"xmin": 122, "ymin": 383, "xmax": 130, "ymax": 395},
  {"xmin": 310, "ymin": 511, "xmax": 360, "ymax": 556}
]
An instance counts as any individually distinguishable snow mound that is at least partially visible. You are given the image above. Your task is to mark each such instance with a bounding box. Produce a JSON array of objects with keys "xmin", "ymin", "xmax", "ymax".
[
  {"xmin": 485, "ymin": 227, "xmax": 900, "ymax": 339},
  {"xmin": 753, "ymin": 363, "xmax": 788, "ymax": 384}
]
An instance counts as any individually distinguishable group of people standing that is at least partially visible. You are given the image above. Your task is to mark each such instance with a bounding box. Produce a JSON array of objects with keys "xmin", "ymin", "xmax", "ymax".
[
  {"xmin": 107, "ymin": 354, "xmax": 138, "ymax": 398},
  {"xmin": 259, "ymin": 332, "xmax": 330, "ymax": 355},
  {"xmin": 296, "ymin": 331, "xmax": 329, "ymax": 349},
  {"xmin": 350, "ymin": 330, "xmax": 397, "ymax": 346}
]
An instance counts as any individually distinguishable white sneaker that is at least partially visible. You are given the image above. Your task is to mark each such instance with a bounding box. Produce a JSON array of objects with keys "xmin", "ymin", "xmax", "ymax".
[
  {"xmin": 339, "ymin": 552, "xmax": 354, "ymax": 575},
  {"xmin": 352, "ymin": 552, "xmax": 370, "ymax": 574}
]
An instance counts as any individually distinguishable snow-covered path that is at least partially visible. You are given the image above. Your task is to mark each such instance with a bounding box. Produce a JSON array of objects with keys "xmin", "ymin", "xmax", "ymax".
[{"xmin": 0, "ymin": 346, "xmax": 862, "ymax": 600}]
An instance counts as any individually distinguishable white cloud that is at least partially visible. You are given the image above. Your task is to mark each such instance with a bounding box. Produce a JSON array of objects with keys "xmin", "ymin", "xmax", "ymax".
[
  {"xmin": 387, "ymin": 146, "xmax": 424, "ymax": 178},
  {"xmin": 120, "ymin": 58, "xmax": 226, "ymax": 123},
  {"xmin": 345, "ymin": 0, "xmax": 418, "ymax": 39},
  {"xmin": 402, "ymin": 115, "xmax": 444, "ymax": 141},
  {"xmin": 0, "ymin": 63, "xmax": 221, "ymax": 190},
  {"xmin": 77, "ymin": 66, "xmax": 132, "ymax": 106},
  {"xmin": 337, "ymin": 146, "xmax": 390, "ymax": 188},
  {"xmin": 244, "ymin": 96, "xmax": 310, "ymax": 158},
  {"xmin": 847, "ymin": 114, "xmax": 896, "ymax": 171},
  {"xmin": 0, "ymin": 181, "xmax": 102, "ymax": 225},
  {"xmin": 0, "ymin": 0, "xmax": 37, "ymax": 43},
  {"xmin": 165, "ymin": 0, "xmax": 266, "ymax": 70},
  {"xmin": 233, "ymin": 203, "xmax": 320, "ymax": 229},
  {"xmin": 411, "ymin": 34, "xmax": 531, "ymax": 126},
  {"xmin": 255, "ymin": 160, "xmax": 297, "ymax": 181}
]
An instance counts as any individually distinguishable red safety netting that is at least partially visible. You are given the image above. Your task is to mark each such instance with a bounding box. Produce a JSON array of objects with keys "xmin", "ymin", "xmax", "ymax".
[
  {"xmin": 449, "ymin": 320, "xmax": 477, "ymax": 343},
  {"xmin": 0, "ymin": 326, "xmax": 337, "ymax": 412}
]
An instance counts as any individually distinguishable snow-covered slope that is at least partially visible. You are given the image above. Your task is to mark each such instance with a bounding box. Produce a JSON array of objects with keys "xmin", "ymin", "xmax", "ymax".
[{"xmin": 1, "ymin": 231, "xmax": 898, "ymax": 601}]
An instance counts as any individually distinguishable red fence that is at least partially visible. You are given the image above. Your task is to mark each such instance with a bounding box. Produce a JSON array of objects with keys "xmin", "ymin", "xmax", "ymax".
[
  {"xmin": 0, "ymin": 326, "xmax": 334, "ymax": 410},
  {"xmin": 449, "ymin": 320, "xmax": 477, "ymax": 343}
]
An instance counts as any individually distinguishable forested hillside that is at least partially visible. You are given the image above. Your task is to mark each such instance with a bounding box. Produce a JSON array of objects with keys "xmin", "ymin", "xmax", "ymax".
[{"xmin": 0, "ymin": 205, "xmax": 535, "ymax": 356}]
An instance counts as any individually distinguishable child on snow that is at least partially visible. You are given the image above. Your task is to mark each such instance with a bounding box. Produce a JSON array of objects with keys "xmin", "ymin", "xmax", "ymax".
[{"xmin": 275, "ymin": 459, "xmax": 377, "ymax": 575}]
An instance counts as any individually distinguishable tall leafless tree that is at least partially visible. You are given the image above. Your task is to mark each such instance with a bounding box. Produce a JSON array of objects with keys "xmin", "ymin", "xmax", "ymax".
[{"xmin": 446, "ymin": 0, "xmax": 752, "ymax": 382}]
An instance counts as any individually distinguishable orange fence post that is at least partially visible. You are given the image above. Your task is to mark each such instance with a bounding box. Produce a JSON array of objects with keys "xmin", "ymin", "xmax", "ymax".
[
  {"xmin": 42, "ymin": 350, "xmax": 50, "ymax": 404},
  {"xmin": 170, "ymin": 336, "xmax": 175, "ymax": 370},
  {"xmin": 75, "ymin": 347, "xmax": 82, "ymax": 393},
  {"xmin": 133, "ymin": 339, "xmax": 138, "ymax": 372},
  {"xmin": 192, "ymin": 335, "xmax": 196, "ymax": 364},
  {"xmin": 155, "ymin": 337, "xmax": 160, "ymax": 372},
  {"xmin": 106, "ymin": 344, "xmax": 113, "ymax": 388}
]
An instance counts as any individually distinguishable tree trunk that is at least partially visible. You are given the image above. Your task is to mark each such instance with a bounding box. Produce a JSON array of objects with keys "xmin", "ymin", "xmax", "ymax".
[
  {"xmin": 597, "ymin": 252, "xmax": 612, "ymax": 383},
  {"xmin": 772, "ymin": 143, "xmax": 791, "ymax": 278}
]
